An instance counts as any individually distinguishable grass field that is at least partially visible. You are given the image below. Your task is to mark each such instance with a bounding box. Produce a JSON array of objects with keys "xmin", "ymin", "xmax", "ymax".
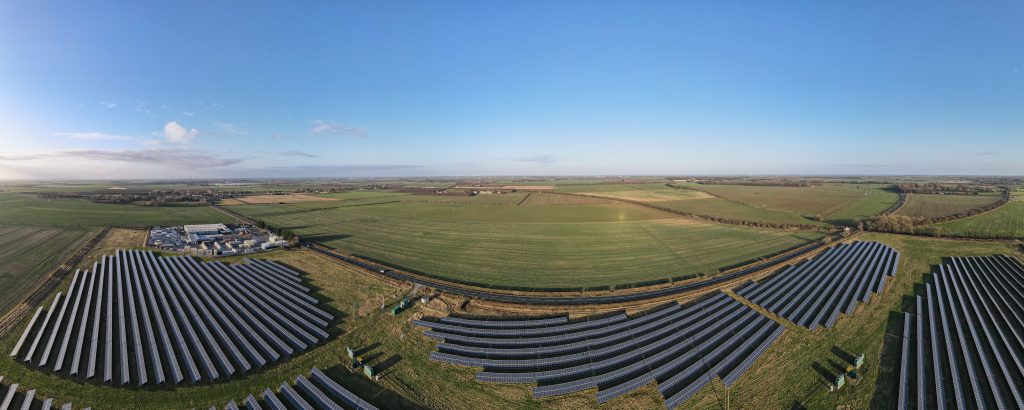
[
  {"xmin": 827, "ymin": 187, "xmax": 901, "ymax": 226},
  {"xmin": 0, "ymin": 226, "xmax": 97, "ymax": 314},
  {"xmin": 0, "ymin": 193, "xmax": 234, "ymax": 227},
  {"xmin": 689, "ymin": 184, "xmax": 882, "ymax": 218},
  {"xmin": 930, "ymin": 191, "xmax": 1024, "ymax": 238},
  {"xmin": 228, "ymin": 200, "xmax": 826, "ymax": 289},
  {"xmin": 220, "ymin": 193, "xmax": 336, "ymax": 205},
  {"xmin": 562, "ymin": 183, "xmax": 829, "ymax": 227},
  {"xmin": 683, "ymin": 233, "xmax": 1018, "ymax": 410},
  {"xmin": 895, "ymin": 192, "xmax": 1003, "ymax": 219}
]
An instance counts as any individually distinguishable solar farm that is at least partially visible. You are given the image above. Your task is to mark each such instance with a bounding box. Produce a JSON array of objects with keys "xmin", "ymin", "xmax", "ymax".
[
  {"xmin": 737, "ymin": 241, "xmax": 900, "ymax": 329},
  {"xmin": 414, "ymin": 292, "xmax": 785, "ymax": 409},
  {"xmin": 9, "ymin": 249, "xmax": 332, "ymax": 386},
  {"xmin": 223, "ymin": 367, "xmax": 377, "ymax": 410},
  {"xmin": 0, "ymin": 376, "xmax": 79, "ymax": 410},
  {"xmin": 0, "ymin": 179, "xmax": 1022, "ymax": 409},
  {"xmin": 898, "ymin": 255, "xmax": 1024, "ymax": 409}
]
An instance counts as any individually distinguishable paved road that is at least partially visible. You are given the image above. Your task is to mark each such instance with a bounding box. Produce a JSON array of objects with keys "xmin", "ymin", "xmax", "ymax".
[{"xmin": 307, "ymin": 241, "xmax": 829, "ymax": 305}]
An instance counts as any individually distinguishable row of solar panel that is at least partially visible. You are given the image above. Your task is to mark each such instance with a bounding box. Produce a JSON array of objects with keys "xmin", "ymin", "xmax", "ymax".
[
  {"xmin": 737, "ymin": 241, "xmax": 899, "ymax": 330},
  {"xmin": 9, "ymin": 249, "xmax": 332, "ymax": 386},
  {"xmin": 0, "ymin": 376, "xmax": 79, "ymax": 410},
  {"xmin": 219, "ymin": 367, "xmax": 377, "ymax": 410},
  {"xmin": 415, "ymin": 292, "xmax": 785, "ymax": 409},
  {"xmin": 897, "ymin": 255, "xmax": 1024, "ymax": 409}
]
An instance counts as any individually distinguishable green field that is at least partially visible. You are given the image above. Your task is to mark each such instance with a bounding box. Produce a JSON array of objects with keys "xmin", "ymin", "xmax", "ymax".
[
  {"xmin": 895, "ymin": 192, "xmax": 1003, "ymax": 219},
  {"xmin": 930, "ymin": 192, "xmax": 1024, "ymax": 238},
  {"xmin": 690, "ymin": 183, "xmax": 880, "ymax": 218},
  {"xmin": 0, "ymin": 193, "xmax": 234, "ymax": 227},
  {"xmin": 316, "ymin": 190, "xmax": 410, "ymax": 200},
  {"xmin": 229, "ymin": 200, "xmax": 825, "ymax": 289},
  {"xmin": 0, "ymin": 226, "xmax": 96, "ymax": 313},
  {"xmin": 561, "ymin": 183, "xmax": 829, "ymax": 227},
  {"xmin": 827, "ymin": 186, "xmax": 901, "ymax": 226}
]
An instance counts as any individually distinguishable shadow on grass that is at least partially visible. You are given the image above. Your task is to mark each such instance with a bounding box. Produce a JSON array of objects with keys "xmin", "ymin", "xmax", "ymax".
[
  {"xmin": 323, "ymin": 363, "xmax": 427, "ymax": 409},
  {"xmin": 870, "ymin": 309, "xmax": 909, "ymax": 409}
]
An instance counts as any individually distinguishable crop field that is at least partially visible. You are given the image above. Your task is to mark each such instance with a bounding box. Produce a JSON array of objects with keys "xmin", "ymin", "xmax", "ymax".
[
  {"xmin": 563, "ymin": 183, "xmax": 828, "ymax": 226},
  {"xmin": 684, "ymin": 233, "xmax": 1018, "ymax": 410},
  {"xmin": 930, "ymin": 192, "xmax": 1024, "ymax": 238},
  {"xmin": 0, "ymin": 193, "xmax": 233, "ymax": 227},
  {"xmin": 227, "ymin": 201, "xmax": 825, "ymax": 289},
  {"xmin": 316, "ymin": 190, "xmax": 411, "ymax": 200},
  {"xmin": 219, "ymin": 193, "xmax": 336, "ymax": 204},
  {"xmin": 519, "ymin": 192, "xmax": 614, "ymax": 206},
  {"xmin": 826, "ymin": 187, "xmax": 901, "ymax": 226},
  {"xmin": 0, "ymin": 225, "xmax": 96, "ymax": 314},
  {"xmin": 689, "ymin": 184, "xmax": 880, "ymax": 217},
  {"xmin": 894, "ymin": 192, "xmax": 1003, "ymax": 219}
]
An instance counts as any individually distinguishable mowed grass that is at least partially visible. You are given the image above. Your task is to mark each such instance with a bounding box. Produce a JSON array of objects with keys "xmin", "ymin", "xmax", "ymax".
[
  {"xmin": 691, "ymin": 184, "xmax": 877, "ymax": 217},
  {"xmin": 0, "ymin": 225, "xmax": 97, "ymax": 313},
  {"xmin": 682, "ymin": 233, "xmax": 1018, "ymax": 410},
  {"xmin": 0, "ymin": 193, "xmax": 234, "ymax": 227},
  {"xmin": 895, "ymin": 192, "xmax": 1003, "ymax": 219},
  {"xmin": 827, "ymin": 187, "xmax": 901, "ymax": 226},
  {"xmin": 229, "ymin": 201, "xmax": 825, "ymax": 289},
  {"xmin": 930, "ymin": 191, "xmax": 1024, "ymax": 238},
  {"xmin": 316, "ymin": 190, "xmax": 410, "ymax": 200}
]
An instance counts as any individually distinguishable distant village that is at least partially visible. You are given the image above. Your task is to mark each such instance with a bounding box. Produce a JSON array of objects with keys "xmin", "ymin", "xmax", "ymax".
[{"xmin": 147, "ymin": 223, "xmax": 288, "ymax": 256}]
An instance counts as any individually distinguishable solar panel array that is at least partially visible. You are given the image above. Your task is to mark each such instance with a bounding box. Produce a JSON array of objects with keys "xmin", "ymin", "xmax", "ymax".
[
  {"xmin": 0, "ymin": 376, "xmax": 80, "ymax": 410},
  {"xmin": 736, "ymin": 241, "xmax": 899, "ymax": 329},
  {"xmin": 413, "ymin": 292, "xmax": 785, "ymax": 409},
  {"xmin": 9, "ymin": 249, "xmax": 333, "ymax": 386},
  {"xmin": 220, "ymin": 367, "xmax": 378, "ymax": 410},
  {"xmin": 897, "ymin": 255, "xmax": 1024, "ymax": 409}
]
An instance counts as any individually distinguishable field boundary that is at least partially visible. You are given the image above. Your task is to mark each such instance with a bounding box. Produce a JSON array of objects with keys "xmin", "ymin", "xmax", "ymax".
[
  {"xmin": 304, "ymin": 231, "xmax": 852, "ymax": 305},
  {"xmin": 0, "ymin": 227, "xmax": 108, "ymax": 338}
]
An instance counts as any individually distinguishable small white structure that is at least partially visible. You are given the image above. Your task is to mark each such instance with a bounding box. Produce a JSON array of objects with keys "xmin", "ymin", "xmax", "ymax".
[{"xmin": 184, "ymin": 223, "xmax": 228, "ymax": 236}]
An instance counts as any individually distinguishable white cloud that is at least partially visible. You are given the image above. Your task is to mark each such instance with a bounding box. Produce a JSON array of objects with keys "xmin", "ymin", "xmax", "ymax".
[
  {"xmin": 0, "ymin": 148, "xmax": 243, "ymax": 168},
  {"xmin": 98, "ymin": 101, "xmax": 118, "ymax": 109},
  {"xmin": 53, "ymin": 131, "xmax": 135, "ymax": 141},
  {"xmin": 182, "ymin": 111, "xmax": 195, "ymax": 116},
  {"xmin": 163, "ymin": 121, "xmax": 198, "ymax": 144},
  {"xmin": 277, "ymin": 150, "xmax": 317, "ymax": 158},
  {"xmin": 311, "ymin": 120, "xmax": 367, "ymax": 137}
]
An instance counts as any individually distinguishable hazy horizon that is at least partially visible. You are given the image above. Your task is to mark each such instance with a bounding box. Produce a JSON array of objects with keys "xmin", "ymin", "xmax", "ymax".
[{"xmin": 2, "ymin": 1, "xmax": 1021, "ymax": 179}]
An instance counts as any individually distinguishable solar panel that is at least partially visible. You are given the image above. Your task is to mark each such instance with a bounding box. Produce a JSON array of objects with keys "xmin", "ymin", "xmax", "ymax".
[
  {"xmin": 70, "ymin": 265, "xmax": 100, "ymax": 375},
  {"xmin": 898, "ymin": 312, "xmax": 911, "ymax": 410},
  {"xmin": 122, "ymin": 251, "xmax": 149, "ymax": 386},
  {"xmin": 278, "ymin": 382, "xmax": 314, "ymax": 410},
  {"xmin": 262, "ymin": 388, "xmax": 287, "ymax": 410},
  {"xmin": 136, "ymin": 251, "xmax": 183, "ymax": 384},
  {"xmin": 10, "ymin": 307, "xmax": 44, "ymax": 359},
  {"xmin": 39, "ymin": 270, "xmax": 81, "ymax": 367},
  {"xmin": 294, "ymin": 374, "xmax": 343, "ymax": 410},
  {"xmin": 310, "ymin": 367, "xmax": 379, "ymax": 410}
]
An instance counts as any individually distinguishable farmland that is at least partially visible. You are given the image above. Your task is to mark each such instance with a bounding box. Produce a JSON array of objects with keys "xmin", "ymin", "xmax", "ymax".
[
  {"xmin": 689, "ymin": 183, "xmax": 890, "ymax": 218},
  {"xmin": 559, "ymin": 183, "xmax": 829, "ymax": 227},
  {"xmin": 895, "ymin": 192, "xmax": 1004, "ymax": 219},
  {"xmin": 0, "ymin": 193, "xmax": 233, "ymax": 227},
  {"xmin": 826, "ymin": 186, "xmax": 901, "ymax": 226},
  {"xmin": 228, "ymin": 199, "xmax": 826, "ymax": 289},
  {"xmin": 930, "ymin": 191, "xmax": 1024, "ymax": 238},
  {"xmin": 0, "ymin": 226, "xmax": 97, "ymax": 314}
]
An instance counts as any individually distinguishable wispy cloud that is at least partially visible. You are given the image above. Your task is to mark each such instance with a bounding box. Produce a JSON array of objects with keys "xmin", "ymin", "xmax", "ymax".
[
  {"xmin": 975, "ymin": 151, "xmax": 999, "ymax": 156},
  {"xmin": 214, "ymin": 122, "xmax": 246, "ymax": 135},
  {"xmin": 98, "ymin": 101, "xmax": 118, "ymax": 109},
  {"xmin": 182, "ymin": 111, "xmax": 195, "ymax": 116},
  {"xmin": 163, "ymin": 121, "xmax": 198, "ymax": 144},
  {"xmin": 53, "ymin": 131, "xmax": 135, "ymax": 141},
  {"xmin": 277, "ymin": 150, "xmax": 318, "ymax": 158},
  {"xmin": 311, "ymin": 120, "xmax": 367, "ymax": 138},
  {"xmin": 0, "ymin": 149, "xmax": 243, "ymax": 168},
  {"xmin": 512, "ymin": 154, "xmax": 559, "ymax": 165}
]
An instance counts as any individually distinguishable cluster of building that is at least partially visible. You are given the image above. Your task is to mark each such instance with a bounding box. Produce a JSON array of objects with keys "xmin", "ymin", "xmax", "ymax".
[{"xmin": 147, "ymin": 223, "xmax": 288, "ymax": 256}]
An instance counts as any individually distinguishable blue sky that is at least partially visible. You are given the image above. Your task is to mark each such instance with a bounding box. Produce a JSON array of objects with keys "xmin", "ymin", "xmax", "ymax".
[{"xmin": 0, "ymin": 1, "xmax": 1021, "ymax": 179}]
